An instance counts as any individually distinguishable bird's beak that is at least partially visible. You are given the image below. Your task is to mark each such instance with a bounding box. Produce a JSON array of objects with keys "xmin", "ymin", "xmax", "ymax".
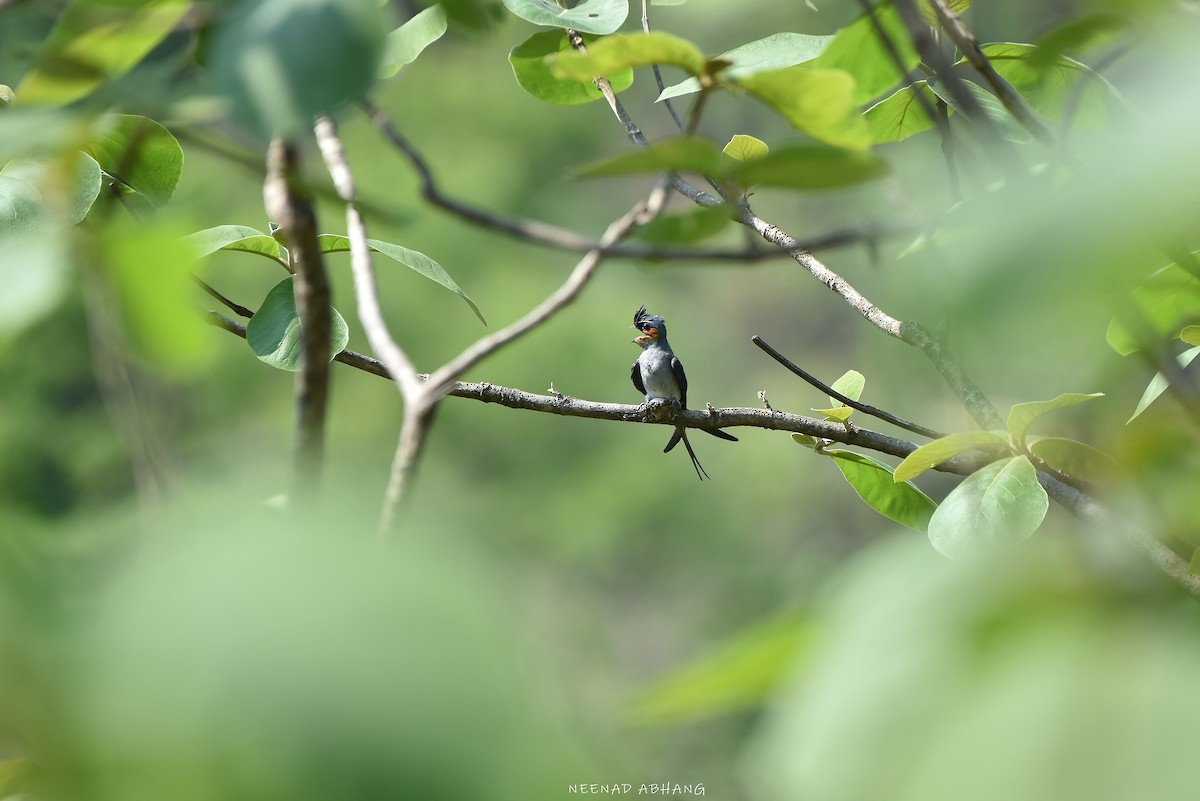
[{"xmin": 633, "ymin": 333, "xmax": 652, "ymax": 345}]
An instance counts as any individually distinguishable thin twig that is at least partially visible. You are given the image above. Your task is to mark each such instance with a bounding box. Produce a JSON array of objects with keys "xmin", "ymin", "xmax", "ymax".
[
  {"xmin": 263, "ymin": 138, "xmax": 331, "ymax": 495},
  {"xmin": 753, "ymin": 335, "xmax": 946, "ymax": 439},
  {"xmin": 192, "ymin": 275, "xmax": 253, "ymax": 318}
]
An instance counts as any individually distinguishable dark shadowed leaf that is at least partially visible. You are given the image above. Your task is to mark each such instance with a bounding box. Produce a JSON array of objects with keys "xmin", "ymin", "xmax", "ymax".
[
  {"xmin": 510, "ymin": 31, "xmax": 633, "ymax": 105},
  {"xmin": 927, "ymin": 456, "xmax": 1048, "ymax": 559},
  {"xmin": 1028, "ymin": 437, "xmax": 1124, "ymax": 484},
  {"xmin": 246, "ymin": 277, "xmax": 351, "ymax": 371},
  {"xmin": 636, "ymin": 207, "xmax": 732, "ymax": 245},
  {"xmin": 576, "ymin": 136, "xmax": 724, "ymax": 177},
  {"xmin": 501, "ymin": 0, "xmax": 627, "ymax": 35},
  {"xmin": 733, "ymin": 144, "xmax": 888, "ymax": 189},
  {"xmin": 828, "ymin": 450, "xmax": 936, "ymax": 532}
]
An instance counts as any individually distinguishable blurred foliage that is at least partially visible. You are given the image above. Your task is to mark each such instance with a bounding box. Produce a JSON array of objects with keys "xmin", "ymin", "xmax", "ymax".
[{"xmin": 2, "ymin": 0, "xmax": 1200, "ymax": 798}]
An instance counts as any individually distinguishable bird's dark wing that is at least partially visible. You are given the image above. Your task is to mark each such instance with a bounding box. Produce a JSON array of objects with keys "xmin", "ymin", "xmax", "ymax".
[
  {"xmin": 631, "ymin": 360, "xmax": 646, "ymax": 395},
  {"xmin": 670, "ymin": 356, "xmax": 689, "ymax": 408}
]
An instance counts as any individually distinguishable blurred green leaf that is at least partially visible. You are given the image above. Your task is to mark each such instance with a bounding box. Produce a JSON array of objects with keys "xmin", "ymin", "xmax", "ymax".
[
  {"xmin": 829, "ymin": 449, "xmax": 936, "ymax": 532},
  {"xmin": 500, "ymin": 0, "xmax": 627, "ymax": 35},
  {"xmin": 894, "ymin": 431, "xmax": 1009, "ymax": 482},
  {"xmin": 211, "ymin": 0, "xmax": 386, "ymax": 137},
  {"xmin": 733, "ymin": 144, "xmax": 889, "ymax": 190},
  {"xmin": 15, "ymin": 0, "xmax": 191, "ymax": 106},
  {"xmin": 245, "ymin": 277, "xmax": 350, "ymax": 371},
  {"xmin": 635, "ymin": 207, "xmax": 732, "ymax": 246},
  {"xmin": 0, "ymin": 221, "xmax": 69, "ymax": 340},
  {"xmin": 811, "ymin": 3, "xmax": 917, "ymax": 104},
  {"xmin": 381, "ymin": 5, "xmax": 447, "ymax": 78},
  {"xmin": 722, "ymin": 134, "xmax": 769, "ymax": 163},
  {"xmin": 1182, "ymin": 325, "xmax": 1200, "ymax": 346},
  {"xmin": 68, "ymin": 152, "xmax": 102, "ymax": 223},
  {"xmin": 737, "ymin": 66, "xmax": 871, "ymax": 151},
  {"xmin": 85, "ymin": 114, "xmax": 183, "ymax": 208},
  {"xmin": 0, "ymin": 163, "xmax": 45, "ymax": 235},
  {"xmin": 1107, "ymin": 259, "xmax": 1200, "ymax": 356},
  {"xmin": 927, "ymin": 456, "xmax": 1048, "ymax": 559},
  {"xmin": 1027, "ymin": 437, "xmax": 1123, "ymax": 484},
  {"xmin": 0, "ymin": 757, "xmax": 45, "ymax": 797},
  {"xmin": 185, "ymin": 224, "xmax": 287, "ymax": 265},
  {"xmin": 552, "ymin": 32, "xmax": 706, "ymax": 80},
  {"xmin": 865, "ymin": 81, "xmax": 939, "ymax": 143},
  {"xmin": 917, "ymin": 0, "xmax": 970, "ymax": 24},
  {"xmin": 627, "ymin": 612, "xmax": 818, "ymax": 726},
  {"xmin": 317, "ymin": 235, "xmax": 485, "ymax": 324},
  {"xmin": 424, "ymin": 0, "xmax": 502, "ymax": 30},
  {"xmin": 657, "ymin": 33, "xmax": 834, "ymax": 102},
  {"xmin": 1007, "ymin": 392, "xmax": 1103, "ymax": 444},
  {"xmin": 1127, "ymin": 345, "xmax": 1200, "ymax": 423},
  {"xmin": 102, "ymin": 221, "xmax": 215, "ymax": 373},
  {"xmin": 1033, "ymin": 12, "xmax": 1131, "ymax": 65},
  {"xmin": 576, "ymin": 136, "xmax": 724, "ymax": 177},
  {"xmin": 929, "ymin": 78, "xmax": 1034, "ymax": 144},
  {"xmin": 510, "ymin": 31, "xmax": 633, "ymax": 105},
  {"xmin": 829, "ymin": 369, "xmax": 865, "ymax": 404},
  {"xmin": 978, "ymin": 42, "xmax": 1131, "ymax": 128}
]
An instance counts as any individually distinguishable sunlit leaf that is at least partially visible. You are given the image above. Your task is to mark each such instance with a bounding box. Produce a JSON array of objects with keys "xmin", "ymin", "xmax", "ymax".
[
  {"xmin": 15, "ymin": 0, "xmax": 191, "ymax": 105},
  {"xmin": 737, "ymin": 66, "xmax": 871, "ymax": 151},
  {"xmin": 722, "ymin": 134, "xmax": 768, "ymax": 163},
  {"xmin": 813, "ymin": 406, "xmax": 855, "ymax": 422},
  {"xmin": 318, "ymin": 235, "xmax": 485, "ymax": 324},
  {"xmin": 380, "ymin": 5, "xmax": 447, "ymax": 78},
  {"xmin": 657, "ymin": 32, "xmax": 833, "ymax": 102},
  {"xmin": 1028, "ymin": 437, "xmax": 1124, "ymax": 484},
  {"xmin": 626, "ymin": 612, "xmax": 818, "ymax": 726},
  {"xmin": 552, "ymin": 32, "xmax": 706, "ymax": 80},
  {"xmin": 893, "ymin": 430, "xmax": 1009, "ymax": 482},
  {"xmin": 1107, "ymin": 259, "xmax": 1200, "ymax": 356},
  {"xmin": 184, "ymin": 225, "xmax": 287, "ymax": 265},
  {"xmin": 85, "ymin": 115, "xmax": 183, "ymax": 208},
  {"xmin": 510, "ymin": 31, "xmax": 632, "ymax": 105},
  {"xmin": 828, "ymin": 449, "xmax": 937, "ymax": 532},
  {"xmin": 733, "ymin": 144, "xmax": 888, "ymax": 189},
  {"xmin": 576, "ymin": 136, "xmax": 724, "ymax": 177},
  {"xmin": 811, "ymin": 3, "xmax": 917, "ymax": 104},
  {"xmin": 1181, "ymin": 326, "xmax": 1200, "ymax": 346},
  {"xmin": 501, "ymin": 0, "xmax": 627, "ymax": 34},
  {"xmin": 245, "ymin": 277, "xmax": 351, "ymax": 371},
  {"xmin": 865, "ymin": 82, "xmax": 939, "ymax": 143},
  {"xmin": 1127, "ymin": 346, "xmax": 1200, "ymax": 423},
  {"xmin": 1007, "ymin": 392, "xmax": 1103, "ymax": 444},
  {"xmin": 927, "ymin": 456, "xmax": 1048, "ymax": 559},
  {"xmin": 68, "ymin": 152, "xmax": 102, "ymax": 224},
  {"xmin": 829, "ymin": 369, "xmax": 865, "ymax": 404},
  {"xmin": 211, "ymin": 0, "xmax": 386, "ymax": 136},
  {"xmin": 791, "ymin": 433, "xmax": 820, "ymax": 449}
]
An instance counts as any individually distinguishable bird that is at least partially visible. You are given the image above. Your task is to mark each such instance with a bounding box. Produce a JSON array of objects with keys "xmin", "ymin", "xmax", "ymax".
[{"xmin": 630, "ymin": 305, "xmax": 738, "ymax": 480}]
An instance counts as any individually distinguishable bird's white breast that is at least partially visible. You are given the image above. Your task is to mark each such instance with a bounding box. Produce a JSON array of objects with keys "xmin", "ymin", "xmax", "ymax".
[{"xmin": 638, "ymin": 347, "xmax": 681, "ymax": 401}]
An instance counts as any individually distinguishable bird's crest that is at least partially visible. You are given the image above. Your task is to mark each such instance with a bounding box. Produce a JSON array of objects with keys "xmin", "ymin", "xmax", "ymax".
[{"xmin": 633, "ymin": 305, "xmax": 651, "ymax": 329}]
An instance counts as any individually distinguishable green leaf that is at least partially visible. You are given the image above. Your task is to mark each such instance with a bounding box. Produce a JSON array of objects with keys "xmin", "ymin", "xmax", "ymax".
[
  {"xmin": 1182, "ymin": 326, "xmax": 1200, "ymax": 346},
  {"xmin": 977, "ymin": 42, "xmax": 1131, "ymax": 129},
  {"xmin": 211, "ymin": 0, "xmax": 386, "ymax": 137},
  {"xmin": 1007, "ymin": 392, "xmax": 1103, "ymax": 444},
  {"xmin": 626, "ymin": 612, "xmax": 818, "ymax": 726},
  {"xmin": 1028, "ymin": 437, "xmax": 1123, "ymax": 485},
  {"xmin": 929, "ymin": 78, "xmax": 1034, "ymax": 144},
  {"xmin": 380, "ymin": 5, "xmax": 447, "ymax": 78},
  {"xmin": 0, "ymin": 163, "xmax": 46, "ymax": 235},
  {"xmin": 657, "ymin": 32, "xmax": 834, "ymax": 102},
  {"xmin": 1033, "ymin": 12, "xmax": 1130, "ymax": 64},
  {"xmin": 813, "ymin": 406, "xmax": 855, "ymax": 422},
  {"xmin": 1127, "ymin": 346, "xmax": 1200, "ymax": 423},
  {"xmin": 722, "ymin": 134, "xmax": 768, "ymax": 163},
  {"xmin": 732, "ymin": 143, "xmax": 889, "ymax": 189},
  {"xmin": 551, "ymin": 32, "xmax": 706, "ymax": 81},
  {"xmin": 736, "ymin": 66, "xmax": 871, "ymax": 151},
  {"xmin": 0, "ymin": 222, "xmax": 70, "ymax": 339},
  {"xmin": 510, "ymin": 31, "xmax": 633, "ymax": 105},
  {"xmin": 85, "ymin": 114, "xmax": 183, "ymax": 208},
  {"xmin": 927, "ymin": 456, "xmax": 1048, "ymax": 559},
  {"xmin": 426, "ymin": 0, "xmax": 502, "ymax": 30},
  {"xmin": 811, "ymin": 3, "xmax": 918, "ymax": 104},
  {"xmin": 917, "ymin": 0, "xmax": 970, "ymax": 24},
  {"xmin": 828, "ymin": 450, "xmax": 937, "ymax": 532},
  {"xmin": 246, "ymin": 277, "xmax": 351, "ymax": 371},
  {"xmin": 14, "ymin": 0, "xmax": 191, "ymax": 105},
  {"xmin": 318, "ymin": 235, "xmax": 485, "ymax": 324},
  {"xmin": 101, "ymin": 220, "xmax": 215, "ymax": 374},
  {"xmin": 68, "ymin": 152, "xmax": 102, "ymax": 224},
  {"xmin": 791, "ymin": 433, "xmax": 820, "ymax": 449},
  {"xmin": 893, "ymin": 430, "xmax": 1010, "ymax": 482},
  {"xmin": 576, "ymin": 136, "xmax": 724, "ymax": 178},
  {"xmin": 184, "ymin": 225, "xmax": 287, "ymax": 265},
  {"xmin": 865, "ymin": 82, "xmax": 939, "ymax": 143},
  {"xmin": 500, "ymin": 0, "xmax": 627, "ymax": 35},
  {"xmin": 829, "ymin": 369, "xmax": 865, "ymax": 404},
  {"xmin": 0, "ymin": 757, "xmax": 45, "ymax": 798},
  {"xmin": 635, "ymin": 207, "xmax": 732, "ymax": 246},
  {"xmin": 1107, "ymin": 260, "xmax": 1200, "ymax": 356}
]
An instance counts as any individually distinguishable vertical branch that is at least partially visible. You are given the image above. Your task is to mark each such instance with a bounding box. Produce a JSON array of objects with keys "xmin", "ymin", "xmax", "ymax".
[{"xmin": 263, "ymin": 138, "xmax": 331, "ymax": 495}]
